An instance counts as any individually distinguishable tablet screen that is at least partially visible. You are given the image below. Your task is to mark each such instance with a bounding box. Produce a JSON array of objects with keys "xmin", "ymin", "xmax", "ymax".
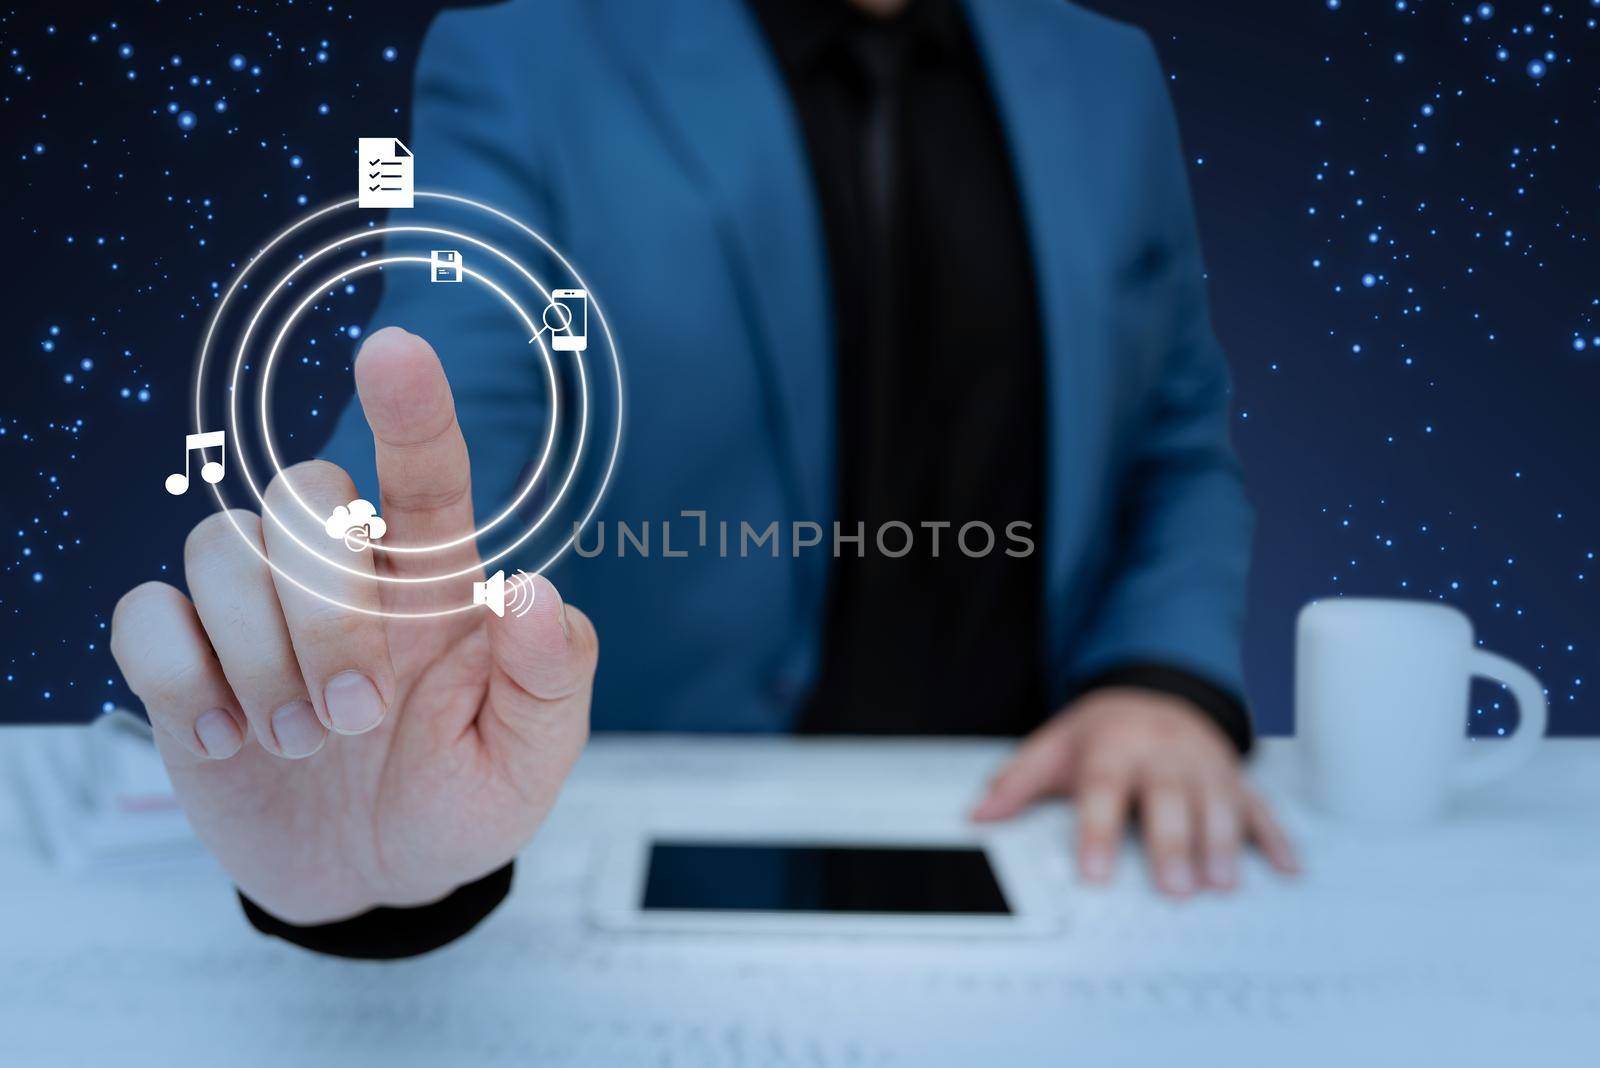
[{"xmin": 641, "ymin": 841, "xmax": 1012, "ymax": 914}]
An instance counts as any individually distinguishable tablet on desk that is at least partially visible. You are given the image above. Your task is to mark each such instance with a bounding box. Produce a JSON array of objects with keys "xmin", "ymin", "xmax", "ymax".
[{"xmin": 589, "ymin": 829, "xmax": 1060, "ymax": 937}]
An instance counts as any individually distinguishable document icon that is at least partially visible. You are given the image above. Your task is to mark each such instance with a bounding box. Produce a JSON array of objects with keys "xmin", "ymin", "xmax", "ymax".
[{"xmin": 358, "ymin": 137, "xmax": 413, "ymax": 209}]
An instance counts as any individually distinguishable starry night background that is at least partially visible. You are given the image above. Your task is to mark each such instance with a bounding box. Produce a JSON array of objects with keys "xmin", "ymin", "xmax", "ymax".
[{"xmin": 1, "ymin": 0, "xmax": 1594, "ymax": 734}]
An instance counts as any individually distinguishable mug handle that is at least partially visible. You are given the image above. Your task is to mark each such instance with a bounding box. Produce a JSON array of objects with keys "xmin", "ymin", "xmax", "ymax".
[{"xmin": 1451, "ymin": 649, "xmax": 1549, "ymax": 791}]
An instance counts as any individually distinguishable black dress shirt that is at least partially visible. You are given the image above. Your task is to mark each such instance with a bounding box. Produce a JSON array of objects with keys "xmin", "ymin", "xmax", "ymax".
[
  {"xmin": 757, "ymin": 0, "xmax": 1049, "ymax": 736},
  {"xmin": 244, "ymin": 0, "xmax": 1250, "ymax": 959},
  {"xmin": 748, "ymin": 0, "xmax": 1250, "ymax": 747}
]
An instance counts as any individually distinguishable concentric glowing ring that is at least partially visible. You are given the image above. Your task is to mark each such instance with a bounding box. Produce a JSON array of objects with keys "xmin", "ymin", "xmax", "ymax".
[
  {"xmin": 238, "ymin": 255, "xmax": 574, "ymax": 585},
  {"xmin": 233, "ymin": 224, "xmax": 563, "ymax": 551},
  {"xmin": 188, "ymin": 191, "xmax": 625, "ymax": 620}
]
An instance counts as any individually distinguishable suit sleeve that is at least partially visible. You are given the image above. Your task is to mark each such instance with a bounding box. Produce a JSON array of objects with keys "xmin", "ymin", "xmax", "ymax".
[
  {"xmin": 1062, "ymin": 34, "xmax": 1256, "ymax": 744},
  {"xmin": 240, "ymin": 863, "xmax": 514, "ymax": 960}
]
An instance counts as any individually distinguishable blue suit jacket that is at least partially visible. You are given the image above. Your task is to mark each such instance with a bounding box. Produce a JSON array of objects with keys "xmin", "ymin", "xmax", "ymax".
[{"xmin": 323, "ymin": 0, "xmax": 1254, "ymax": 733}]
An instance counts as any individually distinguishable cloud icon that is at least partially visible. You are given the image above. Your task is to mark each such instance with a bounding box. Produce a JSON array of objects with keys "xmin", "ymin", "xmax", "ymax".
[{"xmin": 325, "ymin": 498, "xmax": 387, "ymax": 542}]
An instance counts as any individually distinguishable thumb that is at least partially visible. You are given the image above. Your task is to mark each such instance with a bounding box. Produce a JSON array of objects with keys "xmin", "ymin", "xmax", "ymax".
[
  {"xmin": 971, "ymin": 718, "xmax": 1076, "ymax": 822},
  {"xmin": 482, "ymin": 572, "xmax": 597, "ymax": 761}
]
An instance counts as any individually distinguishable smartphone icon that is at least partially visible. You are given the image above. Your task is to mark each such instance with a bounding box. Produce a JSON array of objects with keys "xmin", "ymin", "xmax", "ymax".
[{"xmin": 550, "ymin": 289, "xmax": 588, "ymax": 352}]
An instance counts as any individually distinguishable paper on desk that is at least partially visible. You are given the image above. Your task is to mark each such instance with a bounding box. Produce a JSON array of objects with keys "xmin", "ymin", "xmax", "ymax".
[
  {"xmin": 8, "ymin": 709, "xmax": 196, "ymax": 869},
  {"xmin": 1, "ymin": 735, "xmax": 1597, "ymax": 1067}
]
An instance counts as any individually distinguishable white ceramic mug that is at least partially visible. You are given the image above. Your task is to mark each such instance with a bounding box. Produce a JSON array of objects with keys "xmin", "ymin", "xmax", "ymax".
[{"xmin": 1296, "ymin": 598, "xmax": 1548, "ymax": 825}]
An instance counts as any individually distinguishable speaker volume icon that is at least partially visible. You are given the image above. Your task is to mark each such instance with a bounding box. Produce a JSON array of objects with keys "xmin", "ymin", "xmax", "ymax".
[{"xmin": 471, "ymin": 570, "xmax": 536, "ymax": 618}]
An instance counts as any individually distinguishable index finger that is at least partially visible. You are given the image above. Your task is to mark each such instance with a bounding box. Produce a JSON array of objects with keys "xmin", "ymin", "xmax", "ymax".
[{"xmin": 353, "ymin": 326, "xmax": 480, "ymax": 584}]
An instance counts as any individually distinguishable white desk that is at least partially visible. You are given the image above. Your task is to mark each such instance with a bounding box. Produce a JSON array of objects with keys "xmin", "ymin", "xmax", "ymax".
[{"xmin": 2, "ymin": 730, "xmax": 1597, "ymax": 1066}]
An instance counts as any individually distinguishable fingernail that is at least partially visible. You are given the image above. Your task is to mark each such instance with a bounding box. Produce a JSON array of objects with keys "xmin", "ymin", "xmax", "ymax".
[
  {"xmin": 195, "ymin": 708, "xmax": 243, "ymax": 759},
  {"xmin": 1080, "ymin": 849, "xmax": 1112, "ymax": 882},
  {"xmin": 324, "ymin": 671, "xmax": 385, "ymax": 735},
  {"xmin": 1161, "ymin": 858, "xmax": 1195, "ymax": 895},
  {"xmin": 1206, "ymin": 855, "xmax": 1237, "ymax": 889},
  {"xmin": 271, "ymin": 699, "xmax": 326, "ymax": 758}
]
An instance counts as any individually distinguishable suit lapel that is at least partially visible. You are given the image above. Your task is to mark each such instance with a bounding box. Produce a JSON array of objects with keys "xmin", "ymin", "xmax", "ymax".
[
  {"xmin": 591, "ymin": 0, "xmax": 1110, "ymax": 650},
  {"xmin": 962, "ymin": 0, "xmax": 1112, "ymax": 651},
  {"xmin": 589, "ymin": 0, "xmax": 835, "ymax": 588}
]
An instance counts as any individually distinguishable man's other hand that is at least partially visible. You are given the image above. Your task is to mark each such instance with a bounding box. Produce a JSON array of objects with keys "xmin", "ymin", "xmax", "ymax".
[{"xmin": 972, "ymin": 689, "xmax": 1297, "ymax": 896}]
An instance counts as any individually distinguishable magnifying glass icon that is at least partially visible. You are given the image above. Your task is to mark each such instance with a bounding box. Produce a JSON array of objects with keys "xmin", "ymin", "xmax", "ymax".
[
  {"xmin": 530, "ymin": 290, "xmax": 588, "ymax": 351},
  {"xmin": 542, "ymin": 301, "xmax": 573, "ymax": 334}
]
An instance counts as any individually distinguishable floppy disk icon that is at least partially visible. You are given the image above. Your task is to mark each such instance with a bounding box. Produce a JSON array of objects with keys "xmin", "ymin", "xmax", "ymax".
[{"xmin": 430, "ymin": 249, "xmax": 462, "ymax": 283}]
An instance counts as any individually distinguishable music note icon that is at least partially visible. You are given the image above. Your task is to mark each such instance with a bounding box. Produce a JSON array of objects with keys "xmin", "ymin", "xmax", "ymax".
[{"xmin": 164, "ymin": 430, "xmax": 227, "ymax": 495}]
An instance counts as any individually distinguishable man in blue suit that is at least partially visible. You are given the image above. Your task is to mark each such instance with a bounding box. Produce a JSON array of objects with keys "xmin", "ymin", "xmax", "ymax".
[{"xmin": 112, "ymin": 0, "xmax": 1295, "ymax": 956}]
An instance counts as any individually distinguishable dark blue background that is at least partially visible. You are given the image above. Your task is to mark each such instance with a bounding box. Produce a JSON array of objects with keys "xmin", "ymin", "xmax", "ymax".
[{"xmin": 3, "ymin": 1, "xmax": 1594, "ymax": 733}]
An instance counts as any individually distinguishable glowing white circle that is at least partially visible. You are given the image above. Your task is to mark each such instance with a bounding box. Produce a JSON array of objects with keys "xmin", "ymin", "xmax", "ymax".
[{"xmin": 187, "ymin": 192, "xmax": 625, "ymax": 619}]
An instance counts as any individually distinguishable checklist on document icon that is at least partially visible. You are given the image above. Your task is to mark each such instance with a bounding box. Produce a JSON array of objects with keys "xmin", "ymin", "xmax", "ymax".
[{"xmin": 358, "ymin": 138, "xmax": 414, "ymax": 208}]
